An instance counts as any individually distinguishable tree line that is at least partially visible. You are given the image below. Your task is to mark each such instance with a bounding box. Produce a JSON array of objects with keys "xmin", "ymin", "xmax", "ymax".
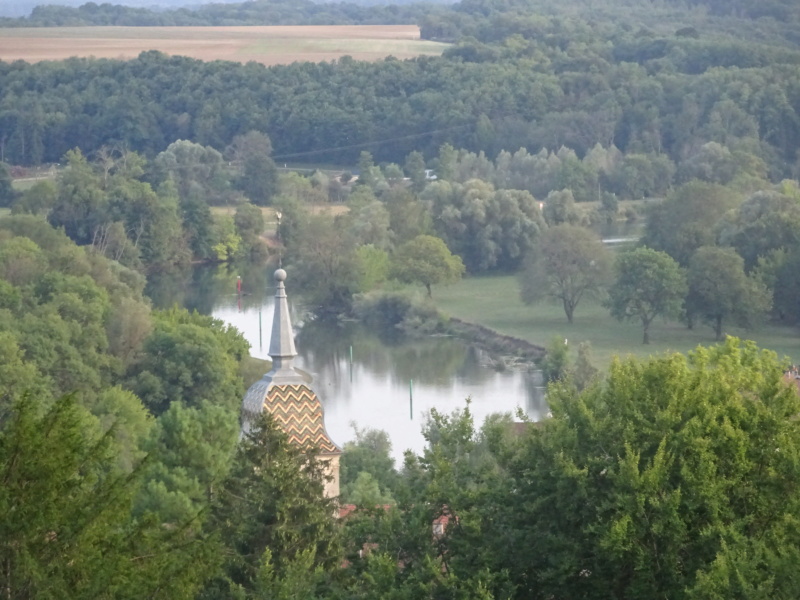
[
  {"xmin": 0, "ymin": 0, "xmax": 440, "ymax": 27},
  {"xmin": 4, "ymin": 0, "xmax": 799, "ymax": 33},
  {"xmin": 3, "ymin": 134, "xmax": 281, "ymax": 268},
  {"xmin": 2, "ymin": 0, "xmax": 800, "ymax": 178},
  {"xmin": 247, "ymin": 142, "xmax": 797, "ymax": 348},
  {"xmin": 519, "ymin": 177, "xmax": 798, "ymax": 346},
  {"xmin": 8, "ymin": 128, "xmax": 797, "ymax": 345}
]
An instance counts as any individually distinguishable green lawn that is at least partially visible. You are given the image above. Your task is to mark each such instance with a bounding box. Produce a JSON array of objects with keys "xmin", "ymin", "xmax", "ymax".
[{"xmin": 433, "ymin": 274, "xmax": 800, "ymax": 369}]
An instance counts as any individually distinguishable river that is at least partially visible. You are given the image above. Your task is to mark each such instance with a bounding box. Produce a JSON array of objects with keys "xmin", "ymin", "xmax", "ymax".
[{"xmin": 147, "ymin": 262, "xmax": 547, "ymax": 463}]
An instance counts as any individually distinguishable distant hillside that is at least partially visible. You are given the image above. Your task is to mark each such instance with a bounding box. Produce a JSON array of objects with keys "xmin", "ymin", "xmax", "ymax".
[
  {"xmin": 0, "ymin": 0, "xmax": 221, "ymax": 18},
  {"xmin": 0, "ymin": 0, "xmax": 455, "ymax": 22},
  {"xmin": 2, "ymin": 0, "xmax": 800, "ymax": 177}
]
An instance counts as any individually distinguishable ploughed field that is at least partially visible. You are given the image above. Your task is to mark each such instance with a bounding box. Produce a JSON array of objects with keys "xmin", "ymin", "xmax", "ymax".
[{"xmin": 0, "ymin": 25, "xmax": 447, "ymax": 64}]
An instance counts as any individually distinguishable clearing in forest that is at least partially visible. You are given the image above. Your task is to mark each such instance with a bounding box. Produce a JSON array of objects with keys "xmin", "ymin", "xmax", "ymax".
[{"xmin": 0, "ymin": 25, "xmax": 447, "ymax": 65}]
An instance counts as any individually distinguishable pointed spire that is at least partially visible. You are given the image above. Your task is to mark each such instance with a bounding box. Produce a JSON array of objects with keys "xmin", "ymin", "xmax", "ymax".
[
  {"xmin": 265, "ymin": 268, "xmax": 304, "ymax": 384},
  {"xmin": 241, "ymin": 268, "xmax": 340, "ymax": 474}
]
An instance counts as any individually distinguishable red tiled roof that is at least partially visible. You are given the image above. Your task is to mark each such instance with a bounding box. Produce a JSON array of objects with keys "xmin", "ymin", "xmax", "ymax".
[{"xmin": 337, "ymin": 503, "xmax": 392, "ymax": 519}]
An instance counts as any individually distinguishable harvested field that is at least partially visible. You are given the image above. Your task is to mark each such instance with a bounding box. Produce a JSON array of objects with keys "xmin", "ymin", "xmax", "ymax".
[{"xmin": 0, "ymin": 25, "xmax": 447, "ymax": 65}]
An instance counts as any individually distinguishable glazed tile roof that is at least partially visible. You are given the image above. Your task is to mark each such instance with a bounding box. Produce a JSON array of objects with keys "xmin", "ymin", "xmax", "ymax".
[{"xmin": 263, "ymin": 383, "xmax": 339, "ymax": 454}]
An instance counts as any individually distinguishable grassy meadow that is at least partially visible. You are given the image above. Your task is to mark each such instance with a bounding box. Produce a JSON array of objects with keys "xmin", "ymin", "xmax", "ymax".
[{"xmin": 433, "ymin": 274, "xmax": 800, "ymax": 369}]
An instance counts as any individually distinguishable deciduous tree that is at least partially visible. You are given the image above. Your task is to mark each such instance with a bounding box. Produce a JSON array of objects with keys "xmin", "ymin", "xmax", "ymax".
[
  {"xmin": 355, "ymin": 244, "xmax": 390, "ymax": 291},
  {"xmin": 641, "ymin": 180, "xmax": 741, "ymax": 266},
  {"xmin": 292, "ymin": 214, "xmax": 361, "ymax": 316},
  {"xmin": 154, "ymin": 140, "xmax": 228, "ymax": 206},
  {"xmin": 542, "ymin": 188, "xmax": 581, "ymax": 226},
  {"xmin": 404, "ymin": 150, "xmax": 427, "ymax": 192},
  {"xmin": 423, "ymin": 179, "xmax": 544, "ymax": 272},
  {"xmin": 716, "ymin": 187, "xmax": 800, "ymax": 270},
  {"xmin": 234, "ymin": 202, "xmax": 267, "ymax": 258},
  {"xmin": 390, "ymin": 234, "xmax": 464, "ymax": 297},
  {"xmin": 520, "ymin": 224, "xmax": 611, "ymax": 323},
  {"xmin": 241, "ymin": 153, "xmax": 279, "ymax": 206},
  {"xmin": 508, "ymin": 338, "xmax": 800, "ymax": 599},
  {"xmin": 48, "ymin": 149, "xmax": 107, "ymax": 246},
  {"xmin": 541, "ymin": 335, "xmax": 570, "ymax": 383},
  {"xmin": 11, "ymin": 179, "xmax": 56, "ymax": 216},
  {"xmin": 686, "ymin": 246, "xmax": 771, "ymax": 339},
  {"xmin": 126, "ymin": 308, "xmax": 247, "ymax": 415},
  {"xmin": 607, "ymin": 247, "xmax": 686, "ymax": 344},
  {"xmin": 0, "ymin": 161, "xmax": 15, "ymax": 207},
  {"xmin": 340, "ymin": 426, "xmax": 399, "ymax": 504}
]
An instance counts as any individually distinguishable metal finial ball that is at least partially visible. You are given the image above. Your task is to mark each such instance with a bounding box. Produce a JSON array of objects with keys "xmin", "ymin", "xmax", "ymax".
[{"xmin": 274, "ymin": 268, "xmax": 287, "ymax": 282}]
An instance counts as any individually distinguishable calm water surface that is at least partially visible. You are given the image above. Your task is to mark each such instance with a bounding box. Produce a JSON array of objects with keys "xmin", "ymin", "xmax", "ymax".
[{"xmin": 148, "ymin": 263, "xmax": 547, "ymax": 462}]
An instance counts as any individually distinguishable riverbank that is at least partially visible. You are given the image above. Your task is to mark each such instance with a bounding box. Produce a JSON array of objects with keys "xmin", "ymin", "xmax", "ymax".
[
  {"xmin": 433, "ymin": 274, "xmax": 800, "ymax": 369},
  {"xmin": 446, "ymin": 317, "xmax": 544, "ymax": 369}
]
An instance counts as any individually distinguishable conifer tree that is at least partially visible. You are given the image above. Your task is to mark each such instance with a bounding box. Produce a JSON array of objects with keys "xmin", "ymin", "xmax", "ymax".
[
  {"xmin": 0, "ymin": 395, "xmax": 217, "ymax": 600},
  {"xmin": 201, "ymin": 412, "xmax": 341, "ymax": 598}
]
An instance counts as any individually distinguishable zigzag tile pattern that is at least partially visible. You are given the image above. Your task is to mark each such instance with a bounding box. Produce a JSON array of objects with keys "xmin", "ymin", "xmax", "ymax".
[{"xmin": 265, "ymin": 384, "xmax": 340, "ymax": 454}]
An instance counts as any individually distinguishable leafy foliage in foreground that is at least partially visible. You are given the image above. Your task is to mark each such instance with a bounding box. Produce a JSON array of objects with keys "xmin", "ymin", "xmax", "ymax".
[
  {"xmin": 202, "ymin": 413, "xmax": 342, "ymax": 599},
  {"xmin": 506, "ymin": 338, "xmax": 800, "ymax": 599},
  {"xmin": 0, "ymin": 395, "xmax": 217, "ymax": 599},
  {"xmin": 352, "ymin": 338, "xmax": 800, "ymax": 600}
]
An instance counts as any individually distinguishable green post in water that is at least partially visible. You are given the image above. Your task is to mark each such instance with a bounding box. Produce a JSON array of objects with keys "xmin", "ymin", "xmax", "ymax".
[
  {"xmin": 409, "ymin": 379, "xmax": 413, "ymax": 420},
  {"xmin": 349, "ymin": 345, "xmax": 353, "ymax": 382}
]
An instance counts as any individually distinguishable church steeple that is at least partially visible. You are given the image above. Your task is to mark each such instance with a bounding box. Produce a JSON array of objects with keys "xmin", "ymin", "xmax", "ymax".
[
  {"xmin": 266, "ymin": 268, "xmax": 304, "ymax": 385},
  {"xmin": 240, "ymin": 267, "xmax": 341, "ymax": 498}
]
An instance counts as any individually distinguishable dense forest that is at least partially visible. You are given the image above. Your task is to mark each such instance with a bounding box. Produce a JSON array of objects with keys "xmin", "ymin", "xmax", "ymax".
[
  {"xmin": 5, "ymin": 0, "xmax": 800, "ymax": 597},
  {"xmin": 0, "ymin": 0, "xmax": 442, "ymax": 21},
  {"xmin": 4, "ymin": 0, "xmax": 800, "ymax": 30},
  {"xmin": 2, "ymin": 0, "xmax": 800, "ymax": 177},
  {"xmin": 0, "ymin": 0, "xmax": 434, "ymax": 27}
]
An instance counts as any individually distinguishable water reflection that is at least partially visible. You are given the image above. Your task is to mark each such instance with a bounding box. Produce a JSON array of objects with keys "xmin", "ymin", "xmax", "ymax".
[
  {"xmin": 297, "ymin": 320, "xmax": 481, "ymax": 389},
  {"xmin": 146, "ymin": 261, "xmax": 271, "ymax": 312},
  {"xmin": 151, "ymin": 263, "xmax": 547, "ymax": 461}
]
